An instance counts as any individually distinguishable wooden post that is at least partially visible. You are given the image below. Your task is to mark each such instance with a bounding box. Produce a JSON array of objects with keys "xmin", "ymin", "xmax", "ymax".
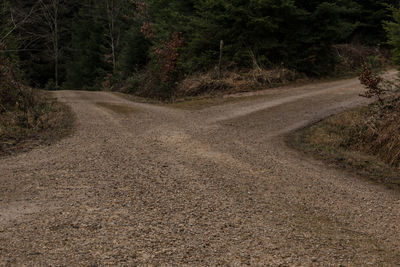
[{"xmin": 218, "ymin": 40, "xmax": 224, "ymax": 79}]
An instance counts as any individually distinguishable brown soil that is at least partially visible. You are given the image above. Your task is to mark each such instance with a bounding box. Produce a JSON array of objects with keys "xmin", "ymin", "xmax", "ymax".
[{"xmin": 1, "ymin": 72, "xmax": 400, "ymax": 266}]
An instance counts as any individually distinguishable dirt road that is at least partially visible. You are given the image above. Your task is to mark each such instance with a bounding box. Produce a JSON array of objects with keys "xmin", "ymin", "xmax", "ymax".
[{"xmin": 1, "ymin": 73, "xmax": 400, "ymax": 266}]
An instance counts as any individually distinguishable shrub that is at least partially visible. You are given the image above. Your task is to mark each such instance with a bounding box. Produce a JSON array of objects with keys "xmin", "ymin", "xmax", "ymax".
[
  {"xmin": 359, "ymin": 64, "xmax": 386, "ymax": 104},
  {"xmin": 45, "ymin": 79, "xmax": 57, "ymax": 91},
  {"xmin": 0, "ymin": 46, "xmax": 37, "ymax": 115}
]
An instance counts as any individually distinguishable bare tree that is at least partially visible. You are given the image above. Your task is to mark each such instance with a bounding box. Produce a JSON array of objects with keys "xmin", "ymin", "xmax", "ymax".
[
  {"xmin": 104, "ymin": 0, "xmax": 124, "ymax": 71},
  {"xmin": 39, "ymin": 0, "xmax": 61, "ymax": 88},
  {"xmin": 0, "ymin": 1, "xmax": 41, "ymax": 45}
]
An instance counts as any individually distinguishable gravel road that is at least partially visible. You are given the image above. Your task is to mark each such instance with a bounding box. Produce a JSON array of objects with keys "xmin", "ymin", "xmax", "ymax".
[{"xmin": 1, "ymin": 73, "xmax": 400, "ymax": 266}]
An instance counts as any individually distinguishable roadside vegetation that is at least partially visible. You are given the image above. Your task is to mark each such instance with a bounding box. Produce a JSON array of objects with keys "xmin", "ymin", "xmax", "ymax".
[
  {"xmin": 288, "ymin": 6, "xmax": 400, "ymax": 191},
  {"xmin": 0, "ymin": 46, "xmax": 74, "ymax": 156},
  {"xmin": 288, "ymin": 101, "xmax": 400, "ymax": 190}
]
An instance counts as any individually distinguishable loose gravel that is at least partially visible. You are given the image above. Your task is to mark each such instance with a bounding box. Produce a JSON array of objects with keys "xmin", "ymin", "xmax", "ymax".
[{"xmin": 1, "ymin": 73, "xmax": 400, "ymax": 266}]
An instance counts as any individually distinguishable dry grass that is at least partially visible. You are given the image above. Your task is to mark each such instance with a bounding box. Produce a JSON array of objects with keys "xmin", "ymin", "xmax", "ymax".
[
  {"xmin": 360, "ymin": 97, "xmax": 400, "ymax": 166},
  {"xmin": 333, "ymin": 44, "xmax": 390, "ymax": 75},
  {"xmin": 112, "ymin": 90, "xmax": 233, "ymax": 110},
  {"xmin": 174, "ymin": 67, "xmax": 302, "ymax": 98},
  {"xmin": 164, "ymin": 95, "xmax": 265, "ymax": 110},
  {"xmin": 111, "ymin": 92, "xmax": 161, "ymax": 105},
  {"xmin": 114, "ymin": 89, "xmax": 273, "ymax": 111},
  {"xmin": 96, "ymin": 102, "xmax": 141, "ymax": 115},
  {"xmin": 0, "ymin": 92, "xmax": 75, "ymax": 157},
  {"xmin": 288, "ymin": 100, "xmax": 400, "ymax": 190},
  {"xmin": 166, "ymin": 97, "xmax": 232, "ymax": 110}
]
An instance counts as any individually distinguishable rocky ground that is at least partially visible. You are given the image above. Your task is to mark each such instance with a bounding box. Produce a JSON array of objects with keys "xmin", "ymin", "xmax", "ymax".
[{"xmin": 1, "ymin": 73, "xmax": 399, "ymax": 266}]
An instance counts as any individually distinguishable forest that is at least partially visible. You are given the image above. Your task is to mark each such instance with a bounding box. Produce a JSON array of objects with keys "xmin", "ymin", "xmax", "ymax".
[
  {"xmin": 3, "ymin": 2, "xmax": 400, "ymax": 265},
  {"xmin": 1, "ymin": 0, "xmax": 400, "ymax": 98}
]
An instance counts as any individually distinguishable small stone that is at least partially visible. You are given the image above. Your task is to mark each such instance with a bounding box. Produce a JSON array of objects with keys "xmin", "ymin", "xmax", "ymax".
[{"xmin": 311, "ymin": 257, "xmax": 318, "ymax": 262}]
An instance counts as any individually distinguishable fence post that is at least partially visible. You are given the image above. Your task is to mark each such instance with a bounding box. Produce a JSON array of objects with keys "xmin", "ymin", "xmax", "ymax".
[{"xmin": 218, "ymin": 40, "xmax": 224, "ymax": 79}]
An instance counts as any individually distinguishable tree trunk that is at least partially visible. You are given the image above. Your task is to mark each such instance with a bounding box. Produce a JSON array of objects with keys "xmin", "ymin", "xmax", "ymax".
[
  {"xmin": 39, "ymin": 0, "xmax": 60, "ymax": 88},
  {"xmin": 107, "ymin": 0, "xmax": 117, "ymax": 71}
]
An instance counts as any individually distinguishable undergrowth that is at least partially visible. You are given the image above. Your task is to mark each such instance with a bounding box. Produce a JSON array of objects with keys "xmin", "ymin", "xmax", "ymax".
[
  {"xmin": 116, "ymin": 44, "xmax": 390, "ymax": 102},
  {"xmin": 0, "ymin": 92, "xmax": 75, "ymax": 156},
  {"xmin": 0, "ymin": 46, "xmax": 74, "ymax": 156},
  {"xmin": 288, "ymin": 98, "xmax": 400, "ymax": 191}
]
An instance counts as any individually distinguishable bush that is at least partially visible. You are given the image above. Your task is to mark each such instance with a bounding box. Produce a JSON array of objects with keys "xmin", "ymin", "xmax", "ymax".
[
  {"xmin": 333, "ymin": 44, "xmax": 388, "ymax": 75},
  {"xmin": 45, "ymin": 79, "xmax": 57, "ymax": 91},
  {"xmin": 118, "ymin": 25, "xmax": 150, "ymax": 76},
  {"xmin": 0, "ymin": 45, "xmax": 74, "ymax": 154},
  {"xmin": 0, "ymin": 50, "xmax": 37, "ymax": 114},
  {"xmin": 358, "ymin": 64, "xmax": 396, "ymax": 104}
]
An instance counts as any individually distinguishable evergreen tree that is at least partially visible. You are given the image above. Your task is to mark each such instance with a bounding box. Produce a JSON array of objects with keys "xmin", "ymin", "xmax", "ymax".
[
  {"xmin": 148, "ymin": 0, "xmax": 357, "ymax": 75},
  {"xmin": 2, "ymin": 0, "xmax": 397, "ymax": 91},
  {"xmin": 64, "ymin": 6, "xmax": 107, "ymax": 90},
  {"xmin": 351, "ymin": 0, "xmax": 398, "ymax": 45},
  {"xmin": 384, "ymin": 5, "xmax": 400, "ymax": 65},
  {"xmin": 118, "ymin": 23, "xmax": 150, "ymax": 75}
]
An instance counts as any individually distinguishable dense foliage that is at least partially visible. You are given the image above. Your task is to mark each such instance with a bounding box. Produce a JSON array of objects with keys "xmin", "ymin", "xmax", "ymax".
[
  {"xmin": 0, "ymin": 47, "xmax": 36, "ymax": 115},
  {"xmin": 0, "ymin": 43, "xmax": 73, "ymax": 155},
  {"xmin": 1, "ymin": 0, "xmax": 398, "ymax": 97},
  {"xmin": 385, "ymin": 5, "xmax": 400, "ymax": 65}
]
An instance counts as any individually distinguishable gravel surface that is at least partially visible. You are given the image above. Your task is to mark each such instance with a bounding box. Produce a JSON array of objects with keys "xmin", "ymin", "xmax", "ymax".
[{"xmin": 1, "ymin": 73, "xmax": 400, "ymax": 266}]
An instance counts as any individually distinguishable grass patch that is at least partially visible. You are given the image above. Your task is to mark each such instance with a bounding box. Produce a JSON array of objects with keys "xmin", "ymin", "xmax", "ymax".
[
  {"xmin": 165, "ymin": 93, "xmax": 283, "ymax": 110},
  {"xmin": 113, "ymin": 90, "xmax": 246, "ymax": 110},
  {"xmin": 113, "ymin": 91, "xmax": 271, "ymax": 111},
  {"xmin": 111, "ymin": 92, "xmax": 160, "ymax": 105},
  {"xmin": 287, "ymin": 103, "xmax": 400, "ymax": 191},
  {"xmin": 165, "ymin": 96, "xmax": 240, "ymax": 110},
  {"xmin": 0, "ymin": 92, "xmax": 75, "ymax": 157},
  {"xmin": 96, "ymin": 102, "xmax": 141, "ymax": 115}
]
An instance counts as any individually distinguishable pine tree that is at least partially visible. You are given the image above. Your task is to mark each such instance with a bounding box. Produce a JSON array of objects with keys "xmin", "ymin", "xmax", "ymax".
[
  {"xmin": 64, "ymin": 5, "xmax": 107, "ymax": 90},
  {"xmin": 351, "ymin": 0, "xmax": 399, "ymax": 45},
  {"xmin": 118, "ymin": 23, "xmax": 150, "ymax": 75},
  {"xmin": 384, "ymin": 5, "xmax": 400, "ymax": 65}
]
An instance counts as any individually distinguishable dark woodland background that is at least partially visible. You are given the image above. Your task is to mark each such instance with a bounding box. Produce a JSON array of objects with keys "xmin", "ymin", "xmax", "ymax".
[{"xmin": 2, "ymin": 0, "xmax": 400, "ymax": 98}]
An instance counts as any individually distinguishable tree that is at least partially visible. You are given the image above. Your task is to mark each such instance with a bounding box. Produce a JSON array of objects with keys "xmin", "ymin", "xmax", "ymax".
[
  {"xmin": 1, "ymin": 0, "xmax": 396, "ymax": 92},
  {"xmin": 118, "ymin": 22, "xmax": 149, "ymax": 74},
  {"xmin": 64, "ymin": 4, "xmax": 107, "ymax": 90},
  {"xmin": 39, "ymin": 0, "xmax": 61, "ymax": 88},
  {"xmin": 0, "ymin": 0, "xmax": 41, "ymax": 49},
  {"xmin": 351, "ymin": 0, "xmax": 398, "ymax": 45},
  {"xmin": 384, "ymin": 5, "xmax": 400, "ymax": 65},
  {"xmin": 147, "ymin": 0, "xmax": 357, "ymax": 76},
  {"xmin": 97, "ymin": 0, "xmax": 129, "ymax": 71}
]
